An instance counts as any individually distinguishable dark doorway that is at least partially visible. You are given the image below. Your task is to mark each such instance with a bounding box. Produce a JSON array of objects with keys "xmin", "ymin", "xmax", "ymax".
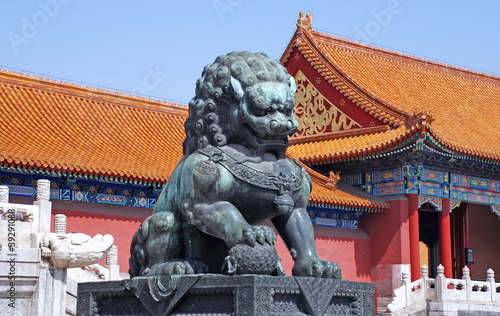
[{"xmin": 419, "ymin": 207, "xmax": 439, "ymax": 277}]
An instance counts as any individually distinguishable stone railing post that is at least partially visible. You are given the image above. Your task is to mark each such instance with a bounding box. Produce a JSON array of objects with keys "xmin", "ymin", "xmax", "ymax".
[
  {"xmin": 420, "ymin": 264, "xmax": 428, "ymax": 279},
  {"xmin": 421, "ymin": 264, "xmax": 428, "ymax": 298},
  {"xmin": 0, "ymin": 185, "xmax": 9, "ymax": 203},
  {"xmin": 436, "ymin": 264, "xmax": 446, "ymax": 301},
  {"xmin": 37, "ymin": 179, "xmax": 51, "ymax": 201},
  {"xmin": 462, "ymin": 266, "xmax": 472, "ymax": 300},
  {"xmin": 0, "ymin": 185, "xmax": 9, "ymax": 220},
  {"xmin": 34, "ymin": 179, "xmax": 52, "ymax": 232},
  {"xmin": 402, "ymin": 270, "xmax": 411, "ymax": 307},
  {"xmin": 105, "ymin": 245, "xmax": 120, "ymax": 280},
  {"xmin": 54, "ymin": 214, "xmax": 67, "ymax": 234},
  {"xmin": 487, "ymin": 268, "xmax": 495, "ymax": 302},
  {"xmin": 106, "ymin": 245, "xmax": 118, "ymax": 265}
]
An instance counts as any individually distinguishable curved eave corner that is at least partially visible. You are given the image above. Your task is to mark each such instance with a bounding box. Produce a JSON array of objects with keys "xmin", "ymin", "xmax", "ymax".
[{"xmin": 424, "ymin": 128, "xmax": 500, "ymax": 164}]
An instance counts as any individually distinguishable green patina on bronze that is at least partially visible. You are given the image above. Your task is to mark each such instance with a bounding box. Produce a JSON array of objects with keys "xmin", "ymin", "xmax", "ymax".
[{"xmin": 129, "ymin": 51, "xmax": 341, "ymax": 279}]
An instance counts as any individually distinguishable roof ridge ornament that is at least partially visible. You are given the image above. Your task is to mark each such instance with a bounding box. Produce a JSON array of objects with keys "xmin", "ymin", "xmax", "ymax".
[
  {"xmin": 297, "ymin": 11, "xmax": 314, "ymax": 33},
  {"xmin": 326, "ymin": 171, "xmax": 341, "ymax": 190},
  {"xmin": 405, "ymin": 108, "xmax": 434, "ymax": 128}
]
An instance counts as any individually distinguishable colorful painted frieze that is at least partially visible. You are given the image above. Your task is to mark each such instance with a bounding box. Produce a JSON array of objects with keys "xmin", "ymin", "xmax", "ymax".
[
  {"xmin": 373, "ymin": 168, "xmax": 403, "ymax": 183},
  {"xmin": 307, "ymin": 207, "xmax": 360, "ymax": 230}
]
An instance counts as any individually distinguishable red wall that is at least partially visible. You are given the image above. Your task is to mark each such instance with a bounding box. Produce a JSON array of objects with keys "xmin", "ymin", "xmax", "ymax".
[
  {"xmin": 360, "ymin": 199, "xmax": 410, "ymax": 266},
  {"xmin": 274, "ymin": 225, "xmax": 372, "ymax": 282},
  {"xmin": 51, "ymin": 209, "xmax": 143, "ymax": 273},
  {"xmin": 360, "ymin": 198, "xmax": 410, "ymax": 295}
]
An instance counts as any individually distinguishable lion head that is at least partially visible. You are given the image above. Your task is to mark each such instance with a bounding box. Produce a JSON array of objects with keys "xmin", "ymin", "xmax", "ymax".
[{"xmin": 183, "ymin": 51, "xmax": 298, "ymax": 156}]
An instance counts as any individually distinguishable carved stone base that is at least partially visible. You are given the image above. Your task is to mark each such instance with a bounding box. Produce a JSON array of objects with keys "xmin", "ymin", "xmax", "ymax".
[{"xmin": 77, "ymin": 275, "xmax": 375, "ymax": 315}]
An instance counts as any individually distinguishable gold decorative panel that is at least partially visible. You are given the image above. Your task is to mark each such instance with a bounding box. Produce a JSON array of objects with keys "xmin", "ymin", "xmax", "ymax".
[
  {"xmin": 419, "ymin": 241, "xmax": 429, "ymax": 270},
  {"xmin": 294, "ymin": 70, "xmax": 360, "ymax": 136}
]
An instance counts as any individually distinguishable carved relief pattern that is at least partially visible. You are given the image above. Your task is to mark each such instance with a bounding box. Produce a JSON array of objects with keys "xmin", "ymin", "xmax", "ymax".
[
  {"xmin": 449, "ymin": 199, "xmax": 461, "ymax": 213},
  {"xmin": 40, "ymin": 232, "xmax": 114, "ymax": 269},
  {"xmin": 198, "ymin": 146, "xmax": 303, "ymax": 192},
  {"xmin": 36, "ymin": 179, "xmax": 51, "ymax": 201},
  {"xmin": 490, "ymin": 205, "xmax": 500, "ymax": 219},
  {"xmin": 78, "ymin": 275, "xmax": 375, "ymax": 315},
  {"xmin": 106, "ymin": 245, "xmax": 118, "ymax": 265},
  {"xmin": 0, "ymin": 185, "xmax": 8, "ymax": 203},
  {"xmin": 294, "ymin": 70, "xmax": 360, "ymax": 136},
  {"xmin": 54, "ymin": 214, "xmax": 67, "ymax": 234},
  {"xmin": 418, "ymin": 194, "xmax": 442, "ymax": 211}
]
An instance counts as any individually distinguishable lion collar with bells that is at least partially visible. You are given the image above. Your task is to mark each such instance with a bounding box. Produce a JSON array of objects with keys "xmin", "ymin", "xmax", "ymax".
[{"xmin": 197, "ymin": 145, "xmax": 303, "ymax": 214}]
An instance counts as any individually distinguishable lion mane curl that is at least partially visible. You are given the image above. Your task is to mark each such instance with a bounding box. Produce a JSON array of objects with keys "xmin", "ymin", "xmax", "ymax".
[{"xmin": 183, "ymin": 51, "xmax": 296, "ymax": 155}]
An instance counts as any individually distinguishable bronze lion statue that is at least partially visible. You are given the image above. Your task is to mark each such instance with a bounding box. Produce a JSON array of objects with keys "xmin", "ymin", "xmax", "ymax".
[{"xmin": 129, "ymin": 51, "xmax": 341, "ymax": 279}]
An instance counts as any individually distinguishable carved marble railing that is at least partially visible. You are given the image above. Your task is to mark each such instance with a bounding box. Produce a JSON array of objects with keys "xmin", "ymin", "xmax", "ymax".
[
  {"xmin": 0, "ymin": 182, "xmax": 121, "ymax": 316},
  {"xmin": 387, "ymin": 264, "xmax": 500, "ymax": 315},
  {"xmin": 49, "ymin": 214, "xmax": 122, "ymax": 315}
]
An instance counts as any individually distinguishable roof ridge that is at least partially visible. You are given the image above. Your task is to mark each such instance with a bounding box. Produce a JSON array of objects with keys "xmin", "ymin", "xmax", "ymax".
[
  {"xmin": 310, "ymin": 30, "xmax": 500, "ymax": 85},
  {"xmin": 0, "ymin": 68, "xmax": 189, "ymax": 116}
]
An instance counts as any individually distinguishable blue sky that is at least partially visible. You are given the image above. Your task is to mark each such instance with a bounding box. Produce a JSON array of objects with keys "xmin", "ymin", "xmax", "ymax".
[{"xmin": 1, "ymin": 1, "xmax": 499, "ymax": 104}]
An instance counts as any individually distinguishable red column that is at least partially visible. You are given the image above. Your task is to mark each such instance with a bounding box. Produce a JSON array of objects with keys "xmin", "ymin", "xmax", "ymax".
[
  {"xmin": 408, "ymin": 194, "xmax": 420, "ymax": 281},
  {"xmin": 440, "ymin": 198, "xmax": 453, "ymax": 278}
]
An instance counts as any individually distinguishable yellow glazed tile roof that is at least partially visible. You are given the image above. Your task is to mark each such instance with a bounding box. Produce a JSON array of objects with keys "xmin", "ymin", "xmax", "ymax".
[
  {"xmin": 0, "ymin": 69, "xmax": 188, "ymax": 182},
  {"xmin": 289, "ymin": 125, "xmax": 416, "ymax": 163},
  {"xmin": 282, "ymin": 13, "xmax": 500, "ymax": 162}
]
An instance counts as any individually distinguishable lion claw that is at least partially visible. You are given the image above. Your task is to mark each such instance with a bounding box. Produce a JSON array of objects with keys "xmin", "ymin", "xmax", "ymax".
[
  {"xmin": 243, "ymin": 228, "xmax": 256, "ymax": 246},
  {"xmin": 312, "ymin": 261, "xmax": 324, "ymax": 278},
  {"xmin": 236, "ymin": 225, "xmax": 276, "ymax": 248},
  {"xmin": 255, "ymin": 227, "xmax": 266, "ymax": 245},
  {"xmin": 264, "ymin": 228, "xmax": 277, "ymax": 245},
  {"xmin": 293, "ymin": 257, "xmax": 342, "ymax": 279}
]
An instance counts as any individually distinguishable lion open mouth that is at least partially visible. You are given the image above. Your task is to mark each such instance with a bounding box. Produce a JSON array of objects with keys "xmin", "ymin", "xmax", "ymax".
[{"xmin": 242, "ymin": 123, "xmax": 289, "ymax": 148}]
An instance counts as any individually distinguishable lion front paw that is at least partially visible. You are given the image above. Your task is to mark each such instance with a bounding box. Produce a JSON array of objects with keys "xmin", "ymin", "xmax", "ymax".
[
  {"xmin": 230, "ymin": 225, "xmax": 276, "ymax": 247},
  {"xmin": 292, "ymin": 257, "xmax": 342, "ymax": 279}
]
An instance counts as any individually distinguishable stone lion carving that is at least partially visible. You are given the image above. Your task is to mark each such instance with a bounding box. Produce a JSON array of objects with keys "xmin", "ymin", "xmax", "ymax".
[
  {"xmin": 41, "ymin": 233, "xmax": 114, "ymax": 269},
  {"xmin": 129, "ymin": 51, "xmax": 341, "ymax": 279}
]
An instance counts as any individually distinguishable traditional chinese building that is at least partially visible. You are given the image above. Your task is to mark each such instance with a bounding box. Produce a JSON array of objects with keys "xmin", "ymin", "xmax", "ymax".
[
  {"xmin": 282, "ymin": 12, "xmax": 500, "ymax": 297},
  {"xmin": 1, "ymin": 12, "xmax": 500, "ymax": 310}
]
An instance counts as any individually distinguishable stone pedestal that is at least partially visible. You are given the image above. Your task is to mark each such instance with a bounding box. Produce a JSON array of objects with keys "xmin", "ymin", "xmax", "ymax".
[{"xmin": 77, "ymin": 275, "xmax": 375, "ymax": 315}]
